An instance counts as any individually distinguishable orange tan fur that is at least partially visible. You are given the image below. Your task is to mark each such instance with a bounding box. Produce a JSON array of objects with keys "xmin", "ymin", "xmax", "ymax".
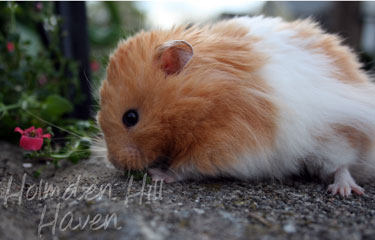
[
  {"xmin": 98, "ymin": 22, "xmax": 276, "ymax": 175},
  {"xmin": 279, "ymin": 19, "xmax": 368, "ymax": 85},
  {"xmin": 333, "ymin": 125, "xmax": 371, "ymax": 152}
]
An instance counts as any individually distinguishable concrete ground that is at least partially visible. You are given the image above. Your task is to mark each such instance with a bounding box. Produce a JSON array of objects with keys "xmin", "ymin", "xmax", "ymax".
[{"xmin": 0, "ymin": 141, "xmax": 375, "ymax": 240}]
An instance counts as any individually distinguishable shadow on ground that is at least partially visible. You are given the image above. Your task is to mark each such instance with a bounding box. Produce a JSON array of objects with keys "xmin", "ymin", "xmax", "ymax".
[{"xmin": 0, "ymin": 142, "xmax": 374, "ymax": 240}]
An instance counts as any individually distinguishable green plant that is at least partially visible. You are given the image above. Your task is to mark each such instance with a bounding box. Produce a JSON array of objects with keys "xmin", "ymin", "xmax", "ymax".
[{"xmin": 0, "ymin": 2, "xmax": 98, "ymax": 168}]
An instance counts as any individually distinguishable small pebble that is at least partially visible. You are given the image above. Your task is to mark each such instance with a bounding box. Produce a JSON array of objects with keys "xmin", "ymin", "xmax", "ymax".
[
  {"xmin": 283, "ymin": 222, "xmax": 297, "ymax": 233},
  {"xmin": 22, "ymin": 163, "xmax": 32, "ymax": 168}
]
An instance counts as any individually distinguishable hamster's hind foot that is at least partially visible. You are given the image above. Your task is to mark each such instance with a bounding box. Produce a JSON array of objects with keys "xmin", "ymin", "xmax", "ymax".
[{"xmin": 327, "ymin": 167, "xmax": 364, "ymax": 197}]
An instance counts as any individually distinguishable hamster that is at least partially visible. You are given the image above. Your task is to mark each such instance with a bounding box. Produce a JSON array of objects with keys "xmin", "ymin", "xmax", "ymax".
[{"xmin": 97, "ymin": 16, "xmax": 375, "ymax": 197}]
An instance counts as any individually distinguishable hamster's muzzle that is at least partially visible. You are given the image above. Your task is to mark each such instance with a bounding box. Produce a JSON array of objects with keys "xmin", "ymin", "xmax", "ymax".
[{"xmin": 107, "ymin": 146, "xmax": 145, "ymax": 170}]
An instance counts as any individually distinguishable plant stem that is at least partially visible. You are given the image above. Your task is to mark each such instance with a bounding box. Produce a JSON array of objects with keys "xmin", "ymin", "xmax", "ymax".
[
  {"xmin": 0, "ymin": 103, "xmax": 21, "ymax": 113},
  {"xmin": 8, "ymin": 2, "xmax": 17, "ymax": 33}
]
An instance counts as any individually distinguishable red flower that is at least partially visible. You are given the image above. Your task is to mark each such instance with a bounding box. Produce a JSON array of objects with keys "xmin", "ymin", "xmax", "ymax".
[
  {"xmin": 15, "ymin": 126, "xmax": 51, "ymax": 151},
  {"xmin": 35, "ymin": 2, "xmax": 43, "ymax": 11},
  {"xmin": 38, "ymin": 75, "xmax": 48, "ymax": 85},
  {"xmin": 7, "ymin": 42, "xmax": 15, "ymax": 52},
  {"xmin": 90, "ymin": 61, "xmax": 100, "ymax": 72}
]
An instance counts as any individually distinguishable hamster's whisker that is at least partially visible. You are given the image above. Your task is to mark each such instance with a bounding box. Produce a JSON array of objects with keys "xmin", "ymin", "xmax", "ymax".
[
  {"xmin": 83, "ymin": 70, "xmax": 100, "ymax": 106},
  {"xmin": 89, "ymin": 146, "xmax": 107, "ymax": 152}
]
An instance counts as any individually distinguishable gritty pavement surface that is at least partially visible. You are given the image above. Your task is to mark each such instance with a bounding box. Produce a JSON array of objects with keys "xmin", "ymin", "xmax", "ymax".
[{"xmin": 0, "ymin": 141, "xmax": 375, "ymax": 240}]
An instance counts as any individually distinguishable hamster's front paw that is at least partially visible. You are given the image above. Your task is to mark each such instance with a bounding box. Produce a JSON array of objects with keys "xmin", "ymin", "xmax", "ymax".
[
  {"xmin": 327, "ymin": 167, "xmax": 364, "ymax": 197},
  {"xmin": 148, "ymin": 168, "xmax": 177, "ymax": 183}
]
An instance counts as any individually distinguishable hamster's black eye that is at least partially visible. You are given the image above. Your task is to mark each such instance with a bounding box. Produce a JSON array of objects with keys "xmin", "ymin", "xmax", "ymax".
[{"xmin": 122, "ymin": 109, "xmax": 138, "ymax": 128}]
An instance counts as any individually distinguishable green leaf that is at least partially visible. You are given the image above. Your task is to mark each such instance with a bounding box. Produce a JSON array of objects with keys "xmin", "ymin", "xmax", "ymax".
[
  {"xmin": 41, "ymin": 94, "xmax": 73, "ymax": 120},
  {"xmin": 33, "ymin": 169, "xmax": 41, "ymax": 178}
]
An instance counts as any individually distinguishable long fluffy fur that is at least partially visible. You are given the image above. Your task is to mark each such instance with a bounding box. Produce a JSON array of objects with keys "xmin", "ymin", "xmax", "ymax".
[{"xmin": 98, "ymin": 16, "xmax": 375, "ymax": 183}]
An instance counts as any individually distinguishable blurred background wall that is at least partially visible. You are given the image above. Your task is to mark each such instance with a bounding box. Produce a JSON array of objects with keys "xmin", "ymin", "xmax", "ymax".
[{"xmin": 3, "ymin": 1, "xmax": 372, "ymax": 88}]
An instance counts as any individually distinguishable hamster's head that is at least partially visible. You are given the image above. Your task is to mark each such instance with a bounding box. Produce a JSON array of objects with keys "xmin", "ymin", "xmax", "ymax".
[
  {"xmin": 98, "ymin": 33, "xmax": 196, "ymax": 170},
  {"xmin": 97, "ymin": 30, "xmax": 275, "ymax": 174}
]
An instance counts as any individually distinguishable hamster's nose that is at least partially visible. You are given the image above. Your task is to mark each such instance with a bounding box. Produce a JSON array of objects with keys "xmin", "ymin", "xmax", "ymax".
[{"xmin": 108, "ymin": 146, "xmax": 145, "ymax": 170}]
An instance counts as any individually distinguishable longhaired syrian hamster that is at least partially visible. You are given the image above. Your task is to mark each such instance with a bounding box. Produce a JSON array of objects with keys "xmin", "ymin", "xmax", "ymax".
[{"xmin": 97, "ymin": 16, "xmax": 375, "ymax": 197}]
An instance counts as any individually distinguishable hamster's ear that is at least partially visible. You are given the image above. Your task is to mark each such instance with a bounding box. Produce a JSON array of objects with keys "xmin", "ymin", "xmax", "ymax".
[{"xmin": 155, "ymin": 40, "xmax": 193, "ymax": 75}]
